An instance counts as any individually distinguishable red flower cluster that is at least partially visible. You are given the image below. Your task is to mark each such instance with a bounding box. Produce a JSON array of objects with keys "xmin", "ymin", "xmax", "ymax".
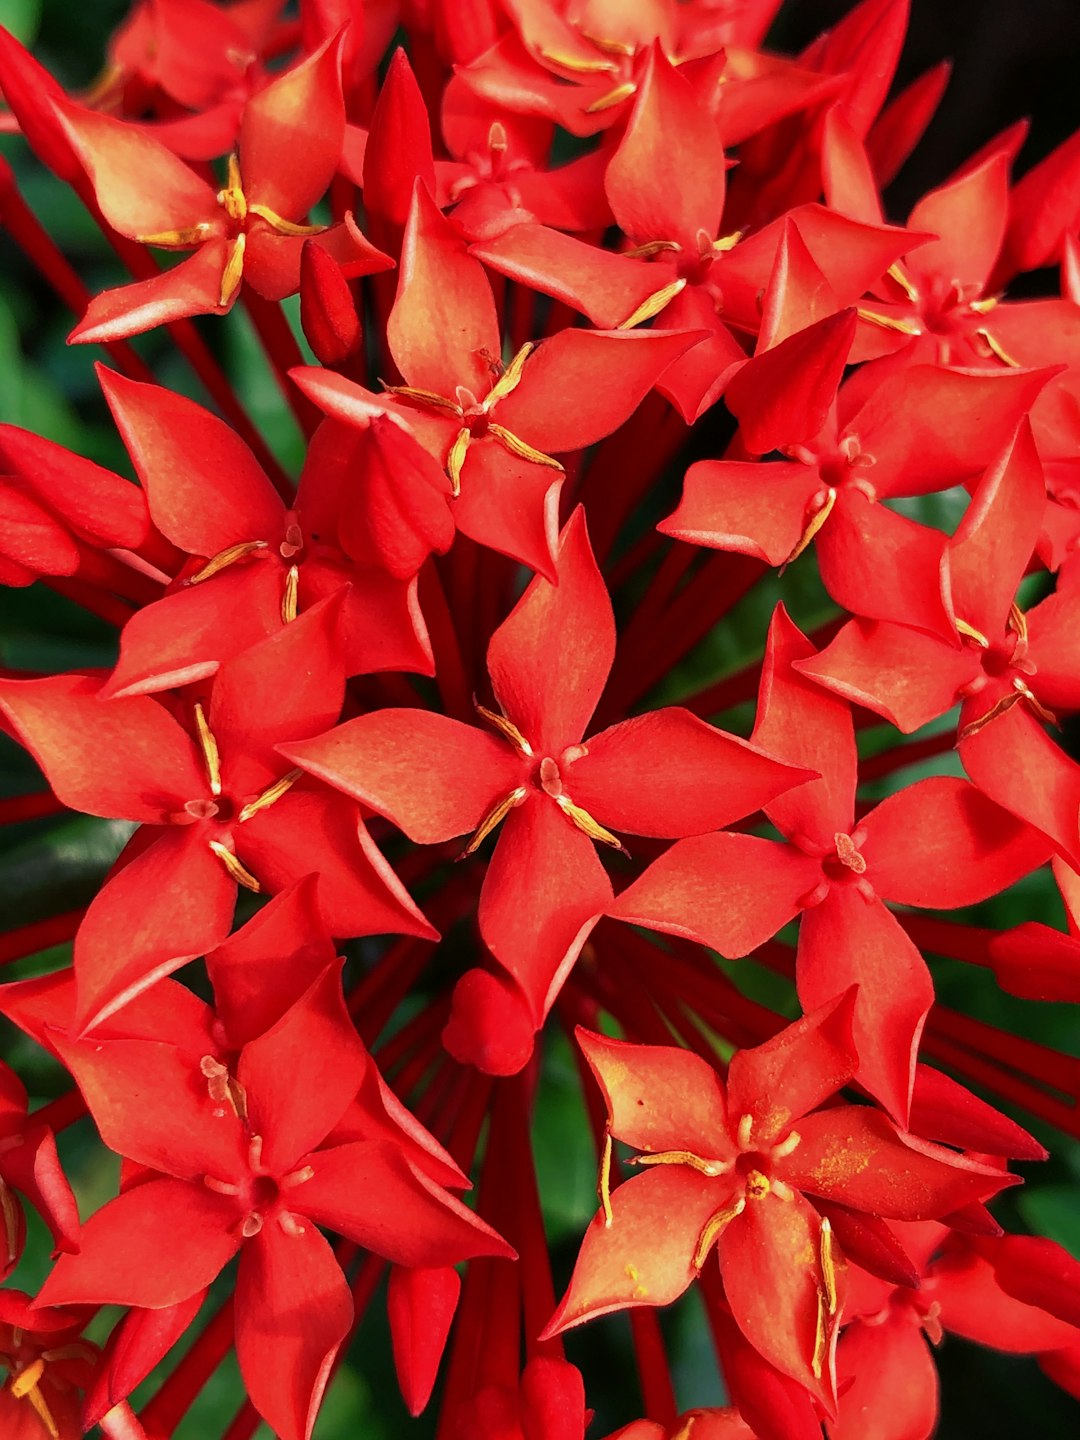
[{"xmin": 0, "ymin": 1, "xmax": 1079, "ymax": 1436}]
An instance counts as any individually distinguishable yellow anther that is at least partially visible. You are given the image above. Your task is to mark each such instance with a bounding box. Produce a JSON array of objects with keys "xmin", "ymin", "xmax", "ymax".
[
  {"xmin": 618, "ymin": 276, "xmax": 686, "ymax": 329},
  {"xmin": 384, "ymin": 384, "xmax": 462, "ymax": 414},
  {"xmin": 1, "ymin": 1174, "xmax": 19, "ymax": 1264},
  {"xmin": 488, "ymin": 121, "xmax": 508, "ymax": 153},
  {"xmin": 771, "ymin": 1178, "xmax": 795, "ymax": 1201},
  {"xmin": 693, "ymin": 1195, "xmax": 746, "ymax": 1268},
  {"xmin": 771, "ymin": 1129, "xmax": 801, "ymax": 1159},
  {"xmin": 9, "ymin": 1358, "xmax": 45, "ymax": 1399},
  {"xmin": 969, "ymin": 296, "xmax": 999, "ymax": 315},
  {"xmin": 447, "ymin": 427, "xmax": 472, "ymax": 496},
  {"xmin": 459, "ymin": 786, "xmax": 529, "ymax": 858},
  {"xmin": 1015, "ymin": 679, "xmax": 1059, "ymax": 728},
  {"xmin": 975, "ymin": 327, "xmax": 1020, "ymax": 367},
  {"xmin": 745, "ymin": 1169, "xmax": 771, "ymax": 1199},
  {"xmin": 783, "ymin": 487, "xmax": 837, "ymax": 568},
  {"xmin": 955, "ymin": 617, "xmax": 990, "ymax": 648},
  {"xmin": 281, "ymin": 563, "xmax": 299, "ymax": 624},
  {"xmin": 599, "ymin": 1130, "xmax": 614, "ymax": 1226},
  {"xmin": 220, "ymin": 232, "xmax": 247, "ymax": 307},
  {"xmin": 238, "ymin": 768, "xmax": 302, "ymax": 823},
  {"xmin": 247, "ymin": 203, "xmax": 326, "ymax": 237},
  {"xmin": 956, "ymin": 690, "xmax": 1024, "ymax": 743},
  {"xmin": 488, "ymin": 422, "xmax": 565, "ymax": 472},
  {"xmin": 134, "ymin": 222, "xmax": 214, "ymax": 248},
  {"xmin": 1008, "ymin": 601, "xmax": 1029, "ymax": 645},
  {"xmin": 474, "ymin": 701, "xmax": 534, "ymax": 757},
  {"xmin": 486, "ymin": 343, "xmax": 535, "ymax": 405},
  {"xmin": 856, "ymin": 306, "xmax": 922, "ymax": 335},
  {"xmin": 241, "ymin": 1211, "xmax": 264, "ymax": 1238},
  {"xmin": 737, "ymin": 1113, "xmax": 753, "ymax": 1150},
  {"xmin": 586, "ymin": 80, "xmax": 638, "ymax": 113},
  {"xmin": 187, "ymin": 540, "xmax": 268, "ymax": 587},
  {"xmin": 812, "ymin": 1290, "xmax": 828, "ymax": 1379},
  {"xmin": 820, "ymin": 1217, "xmax": 839, "ymax": 1316},
  {"xmin": 632, "ymin": 1149, "xmax": 729, "ymax": 1177},
  {"xmin": 193, "ymin": 702, "xmax": 222, "ymax": 797},
  {"xmin": 554, "ymin": 793, "xmax": 629, "ymax": 855},
  {"xmin": 886, "ymin": 262, "xmax": 919, "ymax": 302},
  {"xmin": 623, "ymin": 239, "xmax": 683, "ymax": 260},
  {"xmin": 579, "ymin": 31, "xmax": 636, "ymax": 57},
  {"xmin": 539, "ymin": 48, "xmax": 617, "ymax": 74},
  {"xmin": 834, "ymin": 831, "xmax": 867, "ymax": 874},
  {"xmin": 208, "ymin": 840, "xmax": 261, "ymax": 892},
  {"xmin": 712, "ymin": 229, "xmax": 743, "ymax": 253},
  {"xmin": 24, "ymin": 1384, "xmax": 59, "ymax": 1440},
  {"xmin": 200, "ymin": 1054, "xmax": 248, "ymax": 1119}
]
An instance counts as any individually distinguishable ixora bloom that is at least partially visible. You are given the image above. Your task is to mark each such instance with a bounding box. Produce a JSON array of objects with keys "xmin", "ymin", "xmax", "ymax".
[
  {"xmin": 34, "ymin": 966, "xmax": 513, "ymax": 1440},
  {"xmin": 0, "ymin": 1289, "xmax": 96, "ymax": 1440},
  {"xmin": 282, "ymin": 507, "xmax": 811, "ymax": 1068},
  {"xmin": 545, "ymin": 1003, "xmax": 1016, "ymax": 1411}
]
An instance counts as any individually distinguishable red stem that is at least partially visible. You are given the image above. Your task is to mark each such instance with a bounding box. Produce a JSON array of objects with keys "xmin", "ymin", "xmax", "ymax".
[
  {"xmin": 0, "ymin": 910, "xmax": 84, "ymax": 965},
  {"xmin": 0, "ymin": 792, "xmax": 68, "ymax": 826},
  {"xmin": 139, "ymin": 1300, "xmax": 234, "ymax": 1437},
  {"xmin": 241, "ymin": 292, "xmax": 322, "ymax": 438}
]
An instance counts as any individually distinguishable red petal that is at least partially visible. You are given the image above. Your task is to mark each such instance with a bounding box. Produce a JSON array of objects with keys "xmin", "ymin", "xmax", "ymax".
[
  {"xmin": 479, "ymin": 800, "xmax": 612, "ymax": 1023},
  {"xmin": 605, "ymin": 47, "xmax": 726, "ymax": 250},
  {"xmin": 797, "ymin": 888, "xmax": 932, "ymax": 1124},
  {"xmin": 487, "ymin": 507, "xmax": 614, "ymax": 755},
  {"xmin": 50, "ymin": 1029, "xmax": 247, "ymax": 1181},
  {"xmin": 780, "ymin": 1107, "xmax": 1015, "ymax": 1219},
  {"xmin": 906, "ymin": 151, "xmax": 1009, "ymax": 295},
  {"xmin": 74, "ymin": 826, "xmax": 237, "ymax": 1031},
  {"xmin": 860, "ymin": 776, "xmax": 1051, "ymax": 908},
  {"xmin": 205, "ymin": 874, "xmax": 337, "ymax": 1048},
  {"xmin": 99, "ymin": 367, "xmax": 283, "ymax": 556},
  {"xmin": 240, "ymin": 34, "xmax": 345, "ymax": 220},
  {"xmin": 238, "ymin": 963, "xmax": 366, "ymax": 1173},
  {"xmin": 82, "ymin": 1290, "xmax": 206, "ymax": 1429},
  {"xmin": 451, "ymin": 439, "xmax": 563, "ymax": 579},
  {"xmin": 388, "ymin": 182, "xmax": 500, "ymax": 397},
  {"xmin": 0, "ymin": 425, "xmax": 149, "ymax": 551},
  {"xmin": 234, "ymin": 1221, "xmax": 352, "ymax": 1440},
  {"xmin": 0, "ymin": 488, "xmax": 79, "ymax": 577},
  {"xmin": 282, "ymin": 710, "xmax": 521, "ymax": 844},
  {"xmin": 992, "ymin": 1234, "xmax": 1080, "ymax": 1330},
  {"xmin": 659, "ymin": 460, "xmax": 819, "ymax": 567},
  {"xmin": 36, "ymin": 1177, "xmax": 240, "ymax": 1309},
  {"xmin": 949, "ymin": 418, "xmax": 1045, "ymax": 637},
  {"xmin": 752, "ymin": 605, "xmax": 857, "ymax": 847},
  {"xmin": 495, "ymin": 330, "xmax": 702, "ymax": 455},
  {"xmin": 441, "ymin": 968, "xmax": 539, "ymax": 1077},
  {"xmin": 300, "ymin": 1140, "xmax": 513, "ymax": 1265},
  {"xmin": 608, "ymin": 832, "xmax": 816, "ymax": 957},
  {"xmin": 388, "ymin": 1264, "xmax": 460, "ymax": 1416},
  {"xmin": 0, "ymin": 673, "xmax": 204, "ymax": 823},
  {"xmin": 52, "ymin": 100, "xmax": 217, "ymax": 238},
  {"xmin": 726, "ymin": 992, "xmax": 858, "ymax": 1145},
  {"xmin": 69, "ymin": 241, "xmax": 232, "ymax": 343},
  {"xmin": 719, "ymin": 1191, "xmax": 838, "ymax": 1411},
  {"xmin": 363, "ymin": 48, "xmax": 436, "ymax": 238},
  {"xmin": 909, "ymin": 1066, "xmax": 1046, "ymax": 1161},
  {"xmin": 571, "ymin": 707, "xmax": 812, "ymax": 837},
  {"xmin": 577, "ymin": 1026, "xmax": 732, "ymax": 1158},
  {"xmin": 866, "ymin": 60, "xmax": 951, "ymax": 187},
  {"xmin": 543, "ymin": 1166, "xmax": 722, "ymax": 1335},
  {"xmin": 830, "ymin": 1311, "xmax": 937, "ymax": 1440},
  {"xmin": 932, "ymin": 1247, "xmax": 1080, "ymax": 1353}
]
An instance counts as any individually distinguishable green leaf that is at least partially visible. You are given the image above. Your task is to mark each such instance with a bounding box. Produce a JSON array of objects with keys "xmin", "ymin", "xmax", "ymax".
[
  {"xmin": 1018, "ymin": 1186, "xmax": 1080, "ymax": 1259},
  {"xmin": 0, "ymin": 0, "xmax": 41, "ymax": 44}
]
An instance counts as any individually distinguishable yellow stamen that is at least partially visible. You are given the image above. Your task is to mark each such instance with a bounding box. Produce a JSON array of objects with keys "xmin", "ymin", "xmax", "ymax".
[
  {"xmin": 219, "ymin": 232, "xmax": 247, "ymax": 307},
  {"xmin": 631, "ymin": 1149, "xmax": 728, "ymax": 1177},
  {"xmin": 956, "ymin": 690, "xmax": 1024, "ymax": 742},
  {"xmin": 554, "ymin": 794, "xmax": 629, "ymax": 855},
  {"xmin": 26, "ymin": 1388, "xmax": 60, "ymax": 1440},
  {"xmin": 193, "ymin": 702, "xmax": 222, "ymax": 797},
  {"xmin": 200, "ymin": 1055, "xmax": 248, "ymax": 1119},
  {"xmin": 218, "ymin": 153, "xmax": 248, "ymax": 223},
  {"xmin": 712, "ymin": 229, "xmax": 743, "ymax": 253},
  {"xmin": 820, "ymin": 1217, "xmax": 839, "ymax": 1316},
  {"xmin": 737, "ymin": 1113, "xmax": 753, "ymax": 1149},
  {"xmin": 955, "ymin": 617, "xmax": 990, "ymax": 648},
  {"xmin": 474, "ymin": 701, "xmax": 534, "ymax": 757},
  {"xmin": 447, "ymin": 427, "xmax": 472, "ymax": 496},
  {"xmin": 384, "ymin": 384, "xmax": 462, "ymax": 414},
  {"xmin": 281, "ymin": 564, "xmax": 299, "ymax": 624},
  {"xmin": 488, "ymin": 422, "xmax": 565, "ymax": 471},
  {"xmin": 208, "ymin": 841, "xmax": 261, "ymax": 892},
  {"xmin": 486, "ymin": 343, "xmax": 535, "ymax": 405},
  {"xmin": 618, "ymin": 276, "xmax": 686, "ymax": 330},
  {"xmin": 771, "ymin": 1129, "xmax": 801, "ymax": 1159},
  {"xmin": 238, "ymin": 768, "xmax": 302, "ymax": 823},
  {"xmin": 856, "ymin": 306, "xmax": 922, "ymax": 335},
  {"xmin": 134, "ymin": 222, "xmax": 214, "ymax": 247},
  {"xmin": 1017, "ymin": 679, "xmax": 1059, "ymax": 728},
  {"xmin": 586, "ymin": 80, "xmax": 637, "ymax": 113},
  {"xmin": 693, "ymin": 1195, "xmax": 746, "ymax": 1268},
  {"xmin": 745, "ymin": 1169, "xmax": 771, "ymax": 1200},
  {"xmin": 458, "ymin": 786, "xmax": 528, "ymax": 858},
  {"xmin": 623, "ymin": 240, "xmax": 683, "ymax": 260},
  {"xmin": 187, "ymin": 539, "xmax": 268, "ymax": 585},
  {"xmin": 539, "ymin": 48, "xmax": 617, "ymax": 74},
  {"xmin": 886, "ymin": 262, "xmax": 919, "ymax": 301},
  {"xmin": 975, "ymin": 327, "xmax": 1020, "ymax": 367},
  {"xmin": 0, "ymin": 1175, "xmax": 19, "ymax": 1264},
  {"xmin": 579, "ymin": 31, "xmax": 636, "ymax": 57},
  {"xmin": 969, "ymin": 296, "xmax": 999, "ymax": 315},
  {"xmin": 9, "ymin": 1358, "xmax": 45, "ymax": 1399},
  {"xmin": 1008, "ymin": 601, "xmax": 1029, "ymax": 645},
  {"xmin": 834, "ymin": 831, "xmax": 867, "ymax": 873},
  {"xmin": 247, "ymin": 203, "xmax": 326, "ymax": 237},
  {"xmin": 599, "ymin": 1130, "xmax": 614, "ymax": 1226},
  {"xmin": 812, "ymin": 1290, "xmax": 828, "ymax": 1379},
  {"xmin": 783, "ymin": 487, "xmax": 837, "ymax": 567}
]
